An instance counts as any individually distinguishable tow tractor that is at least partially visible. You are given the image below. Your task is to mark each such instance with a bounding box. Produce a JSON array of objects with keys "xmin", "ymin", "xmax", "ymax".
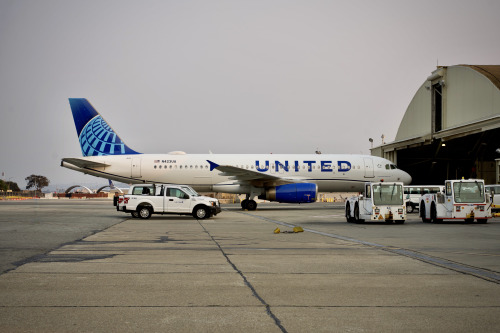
[
  {"xmin": 420, "ymin": 179, "xmax": 491, "ymax": 223},
  {"xmin": 345, "ymin": 182, "xmax": 406, "ymax": 223}
]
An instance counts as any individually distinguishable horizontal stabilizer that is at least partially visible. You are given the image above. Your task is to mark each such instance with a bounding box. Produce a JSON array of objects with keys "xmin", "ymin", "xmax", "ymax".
[{"xmin": 62, "ymin": 158, "xmax": 110, "ymax": 169}]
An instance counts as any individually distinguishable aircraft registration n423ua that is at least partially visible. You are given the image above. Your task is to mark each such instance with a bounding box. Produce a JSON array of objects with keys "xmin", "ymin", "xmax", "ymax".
[{"xmin": 61, "ymin": 98, "xmax": 412, "ymax": 210}]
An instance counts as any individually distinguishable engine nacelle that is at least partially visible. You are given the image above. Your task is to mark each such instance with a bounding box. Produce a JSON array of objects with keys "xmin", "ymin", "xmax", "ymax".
[{"xmin": 259, "ymin": 183, "xmax": 317, "ymax": 203}]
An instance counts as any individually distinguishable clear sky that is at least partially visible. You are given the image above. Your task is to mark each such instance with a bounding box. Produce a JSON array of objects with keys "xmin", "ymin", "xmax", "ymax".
[{"xmin": 1, "ymin": 0, "xmax": 499, "ymax": 189}]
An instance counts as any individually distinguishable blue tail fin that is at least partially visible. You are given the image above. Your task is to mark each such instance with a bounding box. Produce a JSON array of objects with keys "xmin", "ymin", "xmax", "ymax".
[{"xmin": 68, "ymin": 98, "xmax": 140, "ymax": 156}]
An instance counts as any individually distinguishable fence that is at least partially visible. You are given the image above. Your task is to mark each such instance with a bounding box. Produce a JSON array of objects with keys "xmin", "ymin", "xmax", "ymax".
[
  {"xmin": 56, "ymin": 192, "xmax": 109, "ymax": 199},
  {"xmin": 0, "ymin": 191, "xmax": 39, "ymax": 200}
]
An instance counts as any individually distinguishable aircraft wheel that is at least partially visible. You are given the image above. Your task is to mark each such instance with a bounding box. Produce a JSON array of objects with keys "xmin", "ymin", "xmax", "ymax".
[
  {"xmin": 131, "ymin": 211, "xmax": 139, "ymax": 218},
  {"xmin": 246, "ymin": 200, "xmax": 257, "ymax": 211},
  {"xmin": 138, "ymin": 206, "xmax": 152, "ymax": 219},
  {"xmin": 241, "ymin": 199, "xmax": 248, "ymax": 210}
]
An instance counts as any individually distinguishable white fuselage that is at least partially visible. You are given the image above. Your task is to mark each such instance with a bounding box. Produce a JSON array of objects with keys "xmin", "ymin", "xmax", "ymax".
[{"xmin": 62, "ymin": 153, "xmax": 412, "ymax": 193}]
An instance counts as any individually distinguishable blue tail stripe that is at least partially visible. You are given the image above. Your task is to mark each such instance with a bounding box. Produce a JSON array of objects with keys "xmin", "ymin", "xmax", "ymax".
[
  {"xmin": 95, "ymin": 128, "xmax": 104, "ymax": 139},
  {"xmin": 68, "ymin": 98, "xmax": 140, "ymax": 156}
]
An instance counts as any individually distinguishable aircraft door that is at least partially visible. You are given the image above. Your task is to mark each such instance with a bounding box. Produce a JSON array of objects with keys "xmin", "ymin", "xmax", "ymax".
[
  {"xmin": 165, "ymin": 187, "xmax": 192, "ymax": 213},
  {"xmin": 363, "ymin": 158, "xmax": 374, "ymax": 178},
  {"xmin": 131, "ymin": 158, "xmax": 141, "ymax": 178}
]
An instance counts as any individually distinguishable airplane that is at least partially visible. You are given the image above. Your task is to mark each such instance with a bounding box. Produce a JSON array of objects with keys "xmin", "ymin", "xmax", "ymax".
[{"xmin": 61, "ymin": 98, "xmax": 412, "ymax": 210}]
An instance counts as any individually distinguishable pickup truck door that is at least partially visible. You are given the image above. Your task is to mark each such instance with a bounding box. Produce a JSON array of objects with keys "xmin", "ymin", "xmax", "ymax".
[
  {"xmin": 165, "ymin": 188, "xmax": 192, "ymax": 213},
  {"xmin": 152, "ymin": 186, "xmax": 165, "ymax": 212}
]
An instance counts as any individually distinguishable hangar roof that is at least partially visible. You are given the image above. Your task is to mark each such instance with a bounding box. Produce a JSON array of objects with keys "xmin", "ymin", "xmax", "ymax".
[
  {"xmin": 371, "ymin": 64, "xmax": 500, "ymax": 185},
  {"xmin": 392, "ymin": 64, "xmax": 500, "ymax": 144},
  {"xmin": 461, "ymin": 65, "xmax": 500, "ymax": 91}
]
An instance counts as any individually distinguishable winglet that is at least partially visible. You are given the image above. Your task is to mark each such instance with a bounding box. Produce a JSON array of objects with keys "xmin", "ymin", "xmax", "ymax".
[{"xmin": 207, "ymin": 160, "xmax": 219, "ymax": 171}]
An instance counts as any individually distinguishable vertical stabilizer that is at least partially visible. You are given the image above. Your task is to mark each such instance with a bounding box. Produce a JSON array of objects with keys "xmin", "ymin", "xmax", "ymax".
[{"xmin": 68, "ymin": 98, "xmax": 140, "ymax": 156}]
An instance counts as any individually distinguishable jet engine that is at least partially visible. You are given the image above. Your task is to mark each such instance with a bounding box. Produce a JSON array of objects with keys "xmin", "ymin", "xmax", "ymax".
[{"xmin": 259, "ymin": 183, "xmax": 317, "ymax": 203}]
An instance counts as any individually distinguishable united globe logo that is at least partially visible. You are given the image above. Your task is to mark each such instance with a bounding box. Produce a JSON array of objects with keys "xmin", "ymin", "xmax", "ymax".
[{"xmin": 78, "ymin": 116, "xmax": 126, "ymax": 156}]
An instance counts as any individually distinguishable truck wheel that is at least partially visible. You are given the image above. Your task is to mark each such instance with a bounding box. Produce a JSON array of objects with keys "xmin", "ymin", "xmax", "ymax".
[
  {"xmin": 431, "ymin": 204, "xmax": 442, "ymax": 223},
  {"xmin": 407, "ymin": 203, "xmax": 414, "ymax": 214},
  {"xmin": 131, "ymin": 211, "xmax": 139, "ymax": 218},
  {"xmin": 420, "ymin": 201, "xmax": 430, "ymax": 223},
  {"xmin": 138, "ymin": 206, "xmax": 152, "ymax": 219},
  {"xmin": 193, "ymin": 206, "xmax": 209, "ymax": 219},
  {"xmin": 345, "ymin": 203, "xmax": 352, "ymax": 222},
  {"xmin": 354, "ymin": 204, "xmax": 363, "ymax": 222}
]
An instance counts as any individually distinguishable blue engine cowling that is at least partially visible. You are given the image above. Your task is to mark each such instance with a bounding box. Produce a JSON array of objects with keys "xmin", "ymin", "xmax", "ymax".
[{"xmin": 259, "ymin": 183, "xmax": 317, "ymax": 203}]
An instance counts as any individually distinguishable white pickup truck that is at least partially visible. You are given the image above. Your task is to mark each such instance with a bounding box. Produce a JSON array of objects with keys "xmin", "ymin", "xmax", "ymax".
[
  {"xmin": 115, "ymin": 184, "xmax": 221, "ymax": 219},
  {"xmin": 345, "ymin": 182, "xmax": 406, "ymax": 223}
]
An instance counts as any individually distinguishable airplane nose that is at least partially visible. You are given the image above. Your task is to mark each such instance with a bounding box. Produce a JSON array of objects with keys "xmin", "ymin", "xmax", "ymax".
[{"xmin": 400, "ymin": 170, "xmax": 412, "ymax": 185}]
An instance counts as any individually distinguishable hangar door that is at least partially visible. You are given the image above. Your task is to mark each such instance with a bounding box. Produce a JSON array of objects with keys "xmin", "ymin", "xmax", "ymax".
[{"xmin": 363, "ymin": 158, "xmax": 374, "ymax": 178}]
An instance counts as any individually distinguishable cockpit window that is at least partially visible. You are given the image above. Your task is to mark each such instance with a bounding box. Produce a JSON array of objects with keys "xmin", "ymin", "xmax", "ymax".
[
  {"xmin": 385, "ymin": 164, "xmax": 398, "ymax": 170},
  {"xmin": 390, "ymin": 164, "xmax": 397, "ymax": 169}
]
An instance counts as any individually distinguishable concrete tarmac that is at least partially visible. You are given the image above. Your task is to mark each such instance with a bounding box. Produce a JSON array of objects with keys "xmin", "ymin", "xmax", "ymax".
[{"xmin": 1, "ymin": 200, "xmax": 500, "ymax": 332}]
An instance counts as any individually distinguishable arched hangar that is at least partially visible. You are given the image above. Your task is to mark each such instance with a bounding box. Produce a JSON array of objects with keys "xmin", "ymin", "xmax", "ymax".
[{"xmin": 372, "ymin": 65, "xmax": 500, "ymax": 185}]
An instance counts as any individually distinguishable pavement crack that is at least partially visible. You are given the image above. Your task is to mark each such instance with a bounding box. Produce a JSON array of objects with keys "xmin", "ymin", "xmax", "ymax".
[{"xmin": 196, "ymin": 219, "xmax": 288, "ymax": 333}]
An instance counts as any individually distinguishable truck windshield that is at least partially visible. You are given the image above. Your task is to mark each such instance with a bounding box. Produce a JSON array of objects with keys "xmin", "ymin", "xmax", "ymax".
[
  {"xmin": 453, "ymin": 182, "xmax": 484, "ymax": 203},
  {"xmin": 181, "ymin": 186, "xmax": 200, "ymax": 196},
  {"xmin": 372, "ymin": 184, "xmax": 403, "ymax": 205}
]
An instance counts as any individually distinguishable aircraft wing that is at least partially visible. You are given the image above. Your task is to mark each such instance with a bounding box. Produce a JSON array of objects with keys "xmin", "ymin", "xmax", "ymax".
[
  {"xmin": 62, "ymin": 158, "xmax": 110, "ymax": 169},
  {"xmin": 207, "ymin": 160, "xmax": 308, "ymax": 187}
]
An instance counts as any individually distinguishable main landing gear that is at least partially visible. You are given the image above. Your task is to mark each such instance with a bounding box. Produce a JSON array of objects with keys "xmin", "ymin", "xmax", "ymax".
[{"xmin": 241, "ymin": 199, "xmax": 257, "ymax": 211}]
